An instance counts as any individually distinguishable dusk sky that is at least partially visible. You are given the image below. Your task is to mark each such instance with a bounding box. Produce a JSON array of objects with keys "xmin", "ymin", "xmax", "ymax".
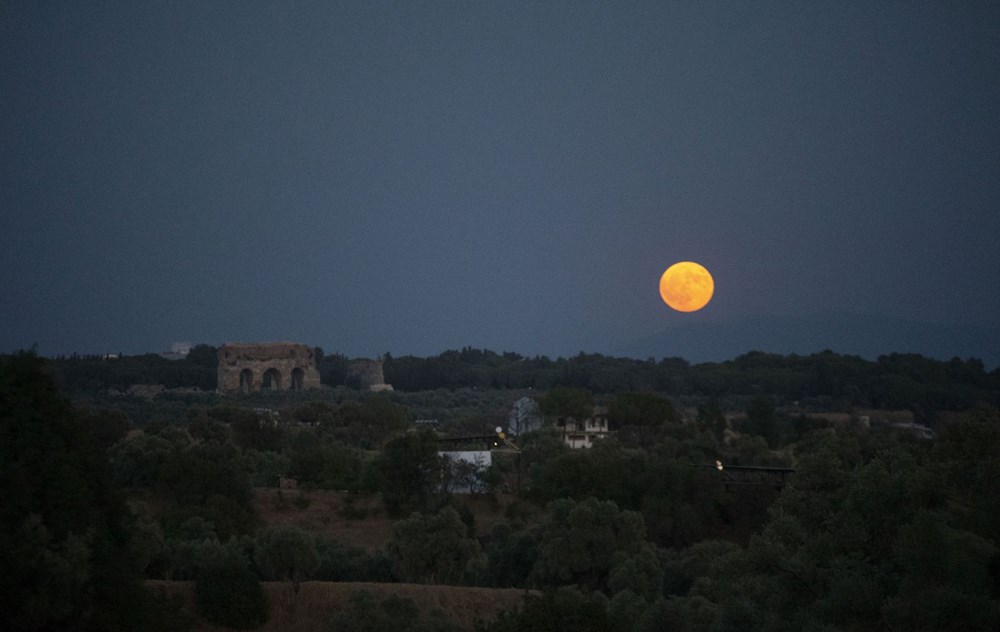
[{"xmin": 3, "ymin": 2, "xmax": 999, "ymax": 363}]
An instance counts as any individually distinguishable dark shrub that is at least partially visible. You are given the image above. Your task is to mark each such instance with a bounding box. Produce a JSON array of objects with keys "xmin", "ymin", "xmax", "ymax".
[{"xmin": 194, "ymin": 553, "xmax": 267, "ymax": 629}]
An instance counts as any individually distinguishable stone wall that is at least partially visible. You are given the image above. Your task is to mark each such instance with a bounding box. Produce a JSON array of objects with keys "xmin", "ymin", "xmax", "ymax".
[
  {"xmin": 347, "ymin": 358, "xmax": 392, "ymax": 391},
  {"xmin": 217, "ymin": 342, "xmax": 321, "ymax": 393}
]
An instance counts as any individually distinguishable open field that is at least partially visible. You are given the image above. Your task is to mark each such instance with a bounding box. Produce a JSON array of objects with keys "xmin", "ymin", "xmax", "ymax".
[{"xmin": 149, "ymin": 580, "xmax": 531, "ymax": 631}]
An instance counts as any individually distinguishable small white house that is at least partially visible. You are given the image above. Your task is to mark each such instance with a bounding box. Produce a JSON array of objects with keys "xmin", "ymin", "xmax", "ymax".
[
  {"xmin": 438, "ymin": 450, "xmax": 492, "ymax": 494},
  {"xmin": 508, "ymin": 397, "xmax": 542, "ymax": 436},
  {"xmin": 555, "ymin": 408, "xmax": 610, "ymax": 449}
]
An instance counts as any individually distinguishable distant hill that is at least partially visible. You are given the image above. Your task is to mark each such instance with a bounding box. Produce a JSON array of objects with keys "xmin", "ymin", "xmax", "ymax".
[{"xmin": 618, "ymin": 312, "xmax": 1000, "ymax": 369}]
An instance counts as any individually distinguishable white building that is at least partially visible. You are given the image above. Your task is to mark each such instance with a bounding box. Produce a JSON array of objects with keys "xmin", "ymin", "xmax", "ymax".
[
  {"xmin": 508, "ymin": 397, "xmax": 542, "ymax": 436},
  {"xmin": 438, "ymin": 450, "xmax": 493, "ymax": 494},
  {"xmin": 555, "ymin": 408, "xmax": 610, "ymax": 449}
]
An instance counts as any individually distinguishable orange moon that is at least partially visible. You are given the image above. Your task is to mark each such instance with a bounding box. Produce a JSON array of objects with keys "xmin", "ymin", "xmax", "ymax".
[{"xmin": 659, "ymin": 261, "xmax": 714, "ymax": 312}]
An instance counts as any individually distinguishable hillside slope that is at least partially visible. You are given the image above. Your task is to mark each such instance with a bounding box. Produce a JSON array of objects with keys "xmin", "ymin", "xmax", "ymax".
[{"xmin": 149, "ymin": 580, "xmax": 530, "ymax": 631}]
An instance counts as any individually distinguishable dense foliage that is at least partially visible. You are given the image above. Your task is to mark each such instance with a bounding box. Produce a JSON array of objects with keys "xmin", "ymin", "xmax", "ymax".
[
  {"xmin": 193, "ymin": 548, "xmax": 267, "ymax": 629},
  {"xmin": 51, "ymin": 344, "xmax": 218, "ymax": 392},
  {"xmin": 45, "ymin": 347, "xmax": 1000, "ymax": 420},
  {"xmin": 380, "ymin": 349, "xmax": 999, "ymax": 414},
  {"xmin": 0, "ymin": 354, "xmax": 187, "ymax": 631},
  {"xmin": 6, "ymin": 349, "xmax": 1000, "ymax": 630},
  {"xmin": 329, "ymin": 590, "xmax": 463, "ymax": 632}
]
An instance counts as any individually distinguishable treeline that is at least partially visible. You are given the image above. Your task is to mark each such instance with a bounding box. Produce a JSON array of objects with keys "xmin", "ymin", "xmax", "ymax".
[
  {"xmin": 40, "ymin": 346, "xmax": 1000, "ymax": 418},
  {"xmin": 381, "ymin": 348, "xmax": 999, "ymax": 412},
  {"xmin": 49, "ymin": 344, "xmax": 219, "ymax": 392}
]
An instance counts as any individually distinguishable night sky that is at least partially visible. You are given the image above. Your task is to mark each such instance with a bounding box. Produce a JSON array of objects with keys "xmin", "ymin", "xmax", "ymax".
[{"xmin": 3, "ymin": 2, "xmax": 999, "ymax": 363}]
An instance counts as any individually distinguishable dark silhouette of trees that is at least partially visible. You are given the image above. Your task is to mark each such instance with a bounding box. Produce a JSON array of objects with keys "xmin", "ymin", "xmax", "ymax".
[
  {"xmin": 377, "ymin": 429, "xmax": 443, "ymax": 517},
  {"xmin": 253, "ymin": 526, "xmax": 320, "ymax": 588},
  {"xmin": 387, "ymin": 507, "xmax": 482, "ymax": 585},
  {"xmin": 538, "ymin": 387, "xmax": 594, "ymax": 421},
  {"xmin": 329, "ymin": 590, "xmax": 463, "ymax": 632},
  {"xmin": 742, "ymin": 395, "xmax": 778, "ymax": 447},
  {"xmin": 0, "ymin": 353, "xmax": 186, "ymax": 631},
  {"xmin": 194, "ymin": 549, "xmax": 267, "ymax": 629}
]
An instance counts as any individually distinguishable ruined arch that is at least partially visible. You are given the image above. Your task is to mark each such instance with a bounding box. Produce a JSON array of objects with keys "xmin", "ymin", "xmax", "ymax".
[
  {"xmin": 290, "ymin": 367, "xmax": 305, "ymax": 391},
  {"xmin": 261, "ymin": 368, "xmax": 281, "ymax": 391},
  {"xmin": 217, "ymin": 343, "xmax": 321, "ymax": 394},
  {"xmin": 239, "ymin": 369, "xmax": 254, "ymax": 394}
]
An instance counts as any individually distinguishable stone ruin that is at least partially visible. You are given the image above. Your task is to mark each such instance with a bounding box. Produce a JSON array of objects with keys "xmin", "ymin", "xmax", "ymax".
[
  {"xmin": 217, "ymin": 342, "xmax": 321, "ymax": 394},
  {"xmin": 347, "ymin": 357, "xmax": 393, "ymax": 392}
]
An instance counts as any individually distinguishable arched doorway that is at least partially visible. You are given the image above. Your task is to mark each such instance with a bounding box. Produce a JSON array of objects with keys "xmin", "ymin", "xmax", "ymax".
[
  {"xmin": 291, "ymin": 368, "xmax": 305, "ymax": 392},
  {"xmin": 239, "ymin": 369, "xmax": 253, "ymax": 394},
  {"xmin": 261, "ymin": 368, "xmax": 282, "ymax": 391}
]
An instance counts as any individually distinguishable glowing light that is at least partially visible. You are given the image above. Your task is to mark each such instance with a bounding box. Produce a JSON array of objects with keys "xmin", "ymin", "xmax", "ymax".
[{"xmin": 659, "ymin": 261, "xmax": 714, "ymax": 312}]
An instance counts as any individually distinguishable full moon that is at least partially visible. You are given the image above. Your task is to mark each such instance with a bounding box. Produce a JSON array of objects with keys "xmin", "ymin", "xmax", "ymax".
[{"xmin": 659, "ymin": 261, "xmax": 714, "ymax": 312}]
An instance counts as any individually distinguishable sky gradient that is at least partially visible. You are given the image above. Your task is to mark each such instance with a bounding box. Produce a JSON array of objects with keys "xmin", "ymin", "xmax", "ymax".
[{"xmin": 3, "ymin": 2, "xmax": 999, "ymax": 362}]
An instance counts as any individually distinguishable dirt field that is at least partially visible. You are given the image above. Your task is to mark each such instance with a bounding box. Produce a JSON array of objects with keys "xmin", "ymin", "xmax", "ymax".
[{"xmin": 149, "ymin": 580, "xmax": 531, "ymax": 631}]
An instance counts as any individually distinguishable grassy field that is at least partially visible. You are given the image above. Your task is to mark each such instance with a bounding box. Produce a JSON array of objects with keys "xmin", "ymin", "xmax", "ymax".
[{"xmin": 149, "ymin": 580, "xmax": 531, "ymax": 631}]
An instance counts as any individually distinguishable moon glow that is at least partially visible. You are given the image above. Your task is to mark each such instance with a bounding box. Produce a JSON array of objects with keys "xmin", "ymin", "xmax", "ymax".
[{"xmin": 659, "ymin": 261, "xmax": 714, "ymax": 312}]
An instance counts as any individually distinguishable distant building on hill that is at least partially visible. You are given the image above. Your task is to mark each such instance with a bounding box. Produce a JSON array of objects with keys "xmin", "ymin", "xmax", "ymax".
[
  {"xmin": 556, "ymin": 407, "xmax": 610, "ymax": 449},
  {"xmin": 507, "ymin": 397, "xmax": 542, "ymax": 436},
  {"xmin": 158, "ymin": 341, "xmax": 192, "ymax": 361},
  {"xmin": 217, "ymin": 342, "xmax": 321, "ymax": 393},
  {"xmin": 347, "ymin": 357, "xmax": 393, "ymax": 391}
]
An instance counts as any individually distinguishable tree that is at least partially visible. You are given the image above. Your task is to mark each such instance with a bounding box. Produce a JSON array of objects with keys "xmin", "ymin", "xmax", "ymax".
[
  {"xmin": 156, "ymin": 441, "xmax": 257, "ymax": 539},
  {"xmin": 79, "ymin": 408, "xmax": 132, "ymax": 449},
  {"xmin": 607, "ymin": 589, "xmax": 648, "ymax": 632},
  {"xmin": 314, "ymin": 536, "xmax": 387, "ymax": 582},
  {"xmin": 440, "ymin": 453, "xmax": 496, "ymax": 496},
  {"xmin": 388, "ymin": 507, "xmax": 483, "ymax": 585},
  {"xmin": 509, "ymin": 586, "xmax": 611, "ymax": 632},
  {"xmin": 329, "ymin": 590, "xmax": 463, "ymax": 632},
  {"xmin": 0, "ymin": 353, "xmax": 187, "ymax": 631},
  {"xmin": 186, "ymin": 414, "xmax": 231, "ymax": 444},
  {"xmin": 378, "ymin": 430, "xmax": 442, "ymax": 517},
  {"xmin": 609, "ymin": 392, "xmax": 679, "ymax": 447},
  {"xmin": 608, "ymin": 392, "xmax": 678, "ymax": 429},
  {"xmin": 882, "ymin": 511, "xmax": 998, "ymax": 630},
  {"xmin": 528, "ymin": 440, "xmax": 647, "ymax": 510},
  {"xmin": 109, "ymin": 433, "xmax": 175, "ymax": 487},
  {"xmin": 696, "ymin": 401, "xmax": 727, "ymax": 439},
  {"xmin": 538, "ymin": 387, "xmax": 594, "ymax": 422},
  {"xmin": 285, "ymin": 429, "xmax": 327, "ymax": 482},
  {"xmin": 240, "ymin": 449, "xmax": 291, "ymax": 487},
  {"xmin": 691, "ymin": 427, "xmax": 1000, "ymax": 632},
  {"xmin": 158, "ymin": 440, "xmax": 254, "ymax": 507},
  {"xmin": 292, "ymin": 400, "xmax": 336, "ymax": 425},
  {"xmin": 743, "ymin": 395, "xmax": 777, "ymax": 447},
  {"xmin": 194, "ymin": 549, "xmax": 267, "ymax": 629},
  {"xmin": 253, "ymin": 526, "xmax": 320, "ymax": 588},
  {"xmin": 531, "ymin": 497, "xmax": 660, "ymax": 596},
  {"xmin": 327, "ymin": 395, "xmax": 410, "ymax": 449},
  {"xmin": 931, "ymin": 405, "xmax": 1000, "ymax": 541},
  {"xmin": 210, "ymin": 405, "xmax": 283, "ymax": 452},
  {"xmin": 185, "ymin": 344, "xmax": 218, "ymax": 368},
  {"xmin": 485, "ymin": 521, "xmax": 538, "ymax": 588}
]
